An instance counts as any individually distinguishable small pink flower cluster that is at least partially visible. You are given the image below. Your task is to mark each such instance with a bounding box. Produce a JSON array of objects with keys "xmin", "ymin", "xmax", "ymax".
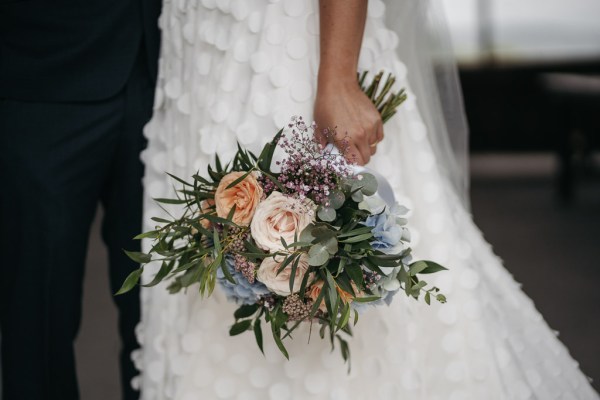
[{"xmin": 276, "ymin": 116, "xmax": 352, "ymax": 205}]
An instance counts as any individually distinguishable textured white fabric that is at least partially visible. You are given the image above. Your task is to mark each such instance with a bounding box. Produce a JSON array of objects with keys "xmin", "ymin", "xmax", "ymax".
[{"xmin": 136, "ymin": 1, "xmax": 599, "ymax": 399}]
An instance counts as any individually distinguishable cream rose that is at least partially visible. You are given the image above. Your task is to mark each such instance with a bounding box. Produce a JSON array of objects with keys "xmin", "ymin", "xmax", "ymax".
[
  {"xmin": 257, "ymin": 254, "xmax": 314, "ymax": 296},
  {"xmin": 250, "ymin": 191, "xmax": 316, "ymax": 253},
  {"xmin": 214, "ymin": 171, "xmax": 263, "ymax": 226}
]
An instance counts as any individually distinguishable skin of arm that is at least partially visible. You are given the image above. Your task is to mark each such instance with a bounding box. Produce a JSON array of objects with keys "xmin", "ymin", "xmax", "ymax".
[{"xmin": 314, "ymin": 0, "xmax": 383, "ymax": 165}]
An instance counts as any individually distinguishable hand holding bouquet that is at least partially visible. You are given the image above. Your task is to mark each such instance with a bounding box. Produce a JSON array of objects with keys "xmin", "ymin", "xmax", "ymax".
[{"xmin": 118, "ymin": 73, "xmax": 447, "ymax": 365}]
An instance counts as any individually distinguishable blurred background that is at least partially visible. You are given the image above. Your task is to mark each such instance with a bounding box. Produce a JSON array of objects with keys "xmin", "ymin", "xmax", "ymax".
[{"xmin": 74, "ymin": 1, "xmax": 600, "ymax": 398}]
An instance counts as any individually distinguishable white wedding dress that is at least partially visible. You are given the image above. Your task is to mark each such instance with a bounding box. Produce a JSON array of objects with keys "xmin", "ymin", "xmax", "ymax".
[{"xmin": 137, "ymin": 1, "xmax": 599, "ymax": 399}]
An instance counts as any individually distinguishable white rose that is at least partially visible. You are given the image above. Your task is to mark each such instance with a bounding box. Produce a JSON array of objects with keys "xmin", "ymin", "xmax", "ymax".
[
  {"xmin": 257, "ymin": 254, "xmax": 313, "ymax": 296},
  {"xmin": 250, "ymin": 191, "xmax": 316, "ymax": 253}
]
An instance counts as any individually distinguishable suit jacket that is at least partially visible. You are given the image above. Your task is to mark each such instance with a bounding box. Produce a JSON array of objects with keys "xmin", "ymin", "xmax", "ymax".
[{"xmin": 0, "ymin": 0, "xmax": 161, "ymax": 102}]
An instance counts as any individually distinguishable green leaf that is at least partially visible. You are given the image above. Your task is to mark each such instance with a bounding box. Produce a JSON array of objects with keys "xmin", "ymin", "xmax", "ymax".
[
  {"xmin": 143, "ymin": 261, "xmax": 174, "ymax": 287},
  {"xmin": 352, "ymin": 296, "xmax": 381, "ymax": 303},
  {"xmin": 345, "ymin": 263, "xmax": 364, "ymax": 288},
  {"xmin": 153, "ymin": 197, "xmax": 189, "ymax": 205},
  {"xmin": 217, "ymin": 254, "xmax": 235, "ymax": 284},
  {"xmin": 356, "ymin": 173, "xmax": 378, "ymax": 196},
  {"xmin": 317, "ymin": 206, "xmax": 336, "ymax": 222},
  {"xmin": 336, "ymin": 303, "xmax": 351, "ymax": 331},
  {"xmin": 289, "ymin": 255, "xmax": 301, "ymax": 294},
  {"xmin": 226, "ymin": 204, "xmax": 237, "ymax": 222},
  {"xmin": 351, "ymin": 191, "xmax": 364, "ymax": 203},
  {"xmin": 336, "ymin": 255, "xmax": 347, "ymax": 277},
  {"xmin": 339, "ymin": 233, "xmax": 373, "ymax": 244},
  {"xmin": 271, "ymin": 323, "xmax": 289, "ymax": 360},
  {"xmin": 124, "ymin": 250, "xmax": 152, "ymax": 264},
  {"xmin": 337, "ymin": 335, "xmax": 351, "ymax": 368},
  {"xmin": 308, "ymin": 244, "xmax": 330, "ymax": 266},
  {"xmin": 337, "ymin": 226, "xmax": 373, "ymax": 238},
  {"xmin": 415, "ymin": 260, "xmax": 448, "ymax": 274},
  {"xmin": 234, "ymin": 304, "xmax": 260, "ymax": 319},
  {"xmin": 254, "ymin": 318, "xmax": 264, "ymax": 354},
  {"xmin": 225, "ymin": 169, "xmax": 254, "ymax": 189},
  {"xmin": 409, "ymin": 261, "xmax": 427, "ymax": 276},
  {"xmin": 215, "ymin": 153, "xmax": 223, "ymax": 172},
  {"xmin": 165, "ymin": 172, "xmax": 193, "ymax": 187},
  {"xmin": 133, "ymin": 230, "xmax": 160, "ymax": 240},
  {"xmin": 229, "ymin": 320, "xmax": 252, "ymax": 336},
  {"xmin": 424, "ymin": 291, "xmax": 431, "ymax": 305},
  {"xmin": 150, "ymin": 216, "xmax": 172, "ymax": 224},
  {"xmin": 308, "ymin": 285, "xmax": 326, "ymax": 319},
  {"xmin": 324, "ymin": 269, "xmax": 338, "ymax": 315},
  {"xmin": 328, "ymin": 190, "xmax": 346, "ymax": 209},
  {"xmin": 322, "ymin": 236, "xmax": 338, "ymax": 254},
  {"xmin": 115, "ymin": 268, "xmax": 142, "ymax": 295}
]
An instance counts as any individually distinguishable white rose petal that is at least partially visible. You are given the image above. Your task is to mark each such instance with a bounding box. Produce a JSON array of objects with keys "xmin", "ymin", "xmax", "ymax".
[
  {"xmin": 250, "ymin": 191, "xmax": 316, "ymax": 253},
  {"xmin": 257, "ymin": 254, "xmax": 313, "ymax": 296}
]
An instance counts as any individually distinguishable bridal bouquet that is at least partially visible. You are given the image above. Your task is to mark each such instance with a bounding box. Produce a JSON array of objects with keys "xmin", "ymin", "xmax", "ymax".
[{"xmin": 118, "ymin": 73, "xmax": 447, "ymax": 364}]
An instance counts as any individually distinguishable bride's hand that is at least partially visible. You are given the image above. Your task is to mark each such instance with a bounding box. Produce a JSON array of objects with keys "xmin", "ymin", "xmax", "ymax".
[
  {"xmin": 314, "ymin": 0, "xmax": 381, "ymax": 166},
  {"xmin": 314, "ymin": 77, "xmax": 383, "ymax": 165}
]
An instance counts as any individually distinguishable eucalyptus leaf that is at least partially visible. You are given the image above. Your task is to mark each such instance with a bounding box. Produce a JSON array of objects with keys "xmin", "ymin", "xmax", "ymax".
[
  {"xmin": 415, "ymin": 260, "xmax": 448, "ymax": 274},
  {"xmin": 229, "ymin": 320, "xmax": 252, "ymax": 336},
  {"xmin": 143, "ymin": 261, "xmax": 174, "ymax": 287},
  {"xmin": 356, "ymin": 173, "xmax": 378, "ymax": 196},
  {"xmin": 234, "ymin": 304, "xmax": 260, "ymax": 319},
  {"xmin": 253, "ymin": 318, "xmax": 264, "ymax": 354},
  {"xmin": 124, "ymin": 250, "xmax": 152, "ymax": 264},
  {"xmin": 351, "ymin": 191, "xmax": 364, "ymax": 203},
  {"xmin": 317, "ymin": 206, "xmax": 336, "ymax": 222},
  {"xmin": 328, "ymin": 190, "xmax": 346, "ymax": 209},
  {"xmin": 352, "ymin": 296, "xmax": 381, "ymax": 303},
  {"xmin": 271, "ymin": 324, "xmax": 289, "ymax": 360},
  {"xmin": 308, "ymin": 244, "xmax": 330, "ymax": 266},
  {"xmin": 322, "ymin": 236, "xmax": 338, "ymax": 254},
  {"xmin": 133, "ymin": 230, "xmax": 160, "ymax": 240},
  {"xmin": 153, "ymin": 197, "xmax": 189, "ymax": 205},
  {"xmin": 409, "ymin": 260, "xmax": 428, "ymax": 276},
  {"xmin": 225, "ymin": 169, "xmax": 254, "ymax": 189},
  {"xmin": 339, "ymin": 232, "xmax": 373, "ymax": 244},
  {"xmin": 116, "ymin": 269, "xmax": 142, "ymax": 295}
]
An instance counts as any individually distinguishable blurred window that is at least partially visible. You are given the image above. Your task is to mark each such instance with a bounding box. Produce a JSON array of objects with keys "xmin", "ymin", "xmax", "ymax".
[{"xmin": 442, "ymin": 0, "xmax": 600, "ymax": 65}]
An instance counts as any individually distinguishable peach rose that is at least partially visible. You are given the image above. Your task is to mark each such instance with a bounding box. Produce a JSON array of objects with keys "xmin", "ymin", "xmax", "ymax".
[
  {"xmin": 214, "ymin": 171, "xmax": 263, "ymax": 226},
  {"xmin": 250, "ymin": 191, "xmax": 316, "ymax": 253},
  {"xmin": 307, "ymin": 281, "xmax": 356, "ymax": 313},
  {"xmin": 199, "ymin": 199, "xmax": 215, "ymax": 230},
  {"xmin": 257, "ymin": 254, "xmax": 314, "ymax": 296}
]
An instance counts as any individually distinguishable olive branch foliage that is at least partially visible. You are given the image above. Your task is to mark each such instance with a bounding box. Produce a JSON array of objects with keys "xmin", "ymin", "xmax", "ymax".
[{"xmin": 117, "ymin": 71, "xmax": 447, "ymax": 368}]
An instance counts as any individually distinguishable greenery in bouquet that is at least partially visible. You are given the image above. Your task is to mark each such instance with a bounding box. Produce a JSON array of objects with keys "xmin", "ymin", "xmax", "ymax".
[{"xmin": 117, "ymin": 72, "xmax": 447, "ymax": 366}]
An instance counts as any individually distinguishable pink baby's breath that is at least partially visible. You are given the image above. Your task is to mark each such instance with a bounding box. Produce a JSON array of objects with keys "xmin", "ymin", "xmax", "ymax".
[{"xmin": 277, "ymin": 117, "xmax": 352, "ymax": 205}]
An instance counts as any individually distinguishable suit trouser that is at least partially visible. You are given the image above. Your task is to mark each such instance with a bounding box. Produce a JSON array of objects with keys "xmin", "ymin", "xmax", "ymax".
[{"xmin": 0, "ymin": 52, "xmax": 154, "ymax": 400}]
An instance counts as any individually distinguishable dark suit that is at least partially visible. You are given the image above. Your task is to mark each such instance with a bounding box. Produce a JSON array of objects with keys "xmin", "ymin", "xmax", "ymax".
[{"xmin": 0, "ymin": 0, "xmax": 161, "ymax": 399}]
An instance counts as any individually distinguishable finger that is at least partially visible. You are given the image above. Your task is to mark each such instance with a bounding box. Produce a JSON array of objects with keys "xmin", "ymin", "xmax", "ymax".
[
  {"xmin": 370, "ymin": 142, "xmax": 377, "ymax": 156},
  {"xmin": 346, "ymin": 144, "xmax": 365, "ymax": 165},
  {"xmin": 356, "ymin": 139, "xmax": 371, "ymax": 166},
  {"xmin": 376, "ymin": 119, "xmax": 384, "ymax": 143},
  {"xmin": 314, "ymin": 126, "xmax": 329, "ymax": 149}
]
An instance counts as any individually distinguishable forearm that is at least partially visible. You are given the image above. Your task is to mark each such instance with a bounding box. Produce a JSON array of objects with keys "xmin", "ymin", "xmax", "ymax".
[{"xmin": 317, "ymin": 0, "xmax": 368, "ymax": 87}]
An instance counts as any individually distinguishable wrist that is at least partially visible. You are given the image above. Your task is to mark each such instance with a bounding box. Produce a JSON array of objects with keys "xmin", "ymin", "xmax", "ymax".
[{"xmin": 317, "ymin": 65, "xmax": 359, "ymax": 93}]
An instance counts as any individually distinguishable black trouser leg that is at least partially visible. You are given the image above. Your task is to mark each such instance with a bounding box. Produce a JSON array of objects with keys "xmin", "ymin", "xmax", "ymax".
[
  {"xmin": 0, "ymin": 53, "xmax": 153, "ymax": 400},
  {"xmin": 100, "ymin": 57, "xmax": 153, "ymax": 400},
  {"xmin": 0, "ymin": 96, "xmax": 126, "ymax": 400}
]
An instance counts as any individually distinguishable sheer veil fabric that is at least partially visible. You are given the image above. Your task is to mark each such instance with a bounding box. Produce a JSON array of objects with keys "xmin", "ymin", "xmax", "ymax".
[
  {"xmin": 384, "ymin": 0, "xmax": 471, "ymax": 208},
  {"xmin": 136, "ymin": 1, "xmax": 599, "ymax": 399}
]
